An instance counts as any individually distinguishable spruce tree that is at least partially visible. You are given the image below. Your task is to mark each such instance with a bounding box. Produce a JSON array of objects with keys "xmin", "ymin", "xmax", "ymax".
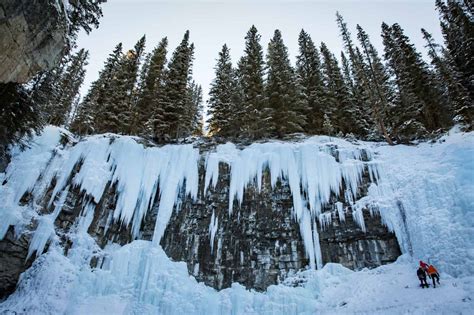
[
  {"xmin": 188, "ymin": 81, "xmax": 204, "ymax": 136},
  {"xmin": 265, "ymin": 30, "xmax": 305, "ymax": 137},
  {"xmin": 356, "ymin": 25, "xmax": 394, "ymax": 144},
  {"xmin": 382, "ymin": 23, "xmax": 446, "ymax": 139},
  {"xmin": 72, "ymin": 43, "xmax": 124, "ymax": 135},
  {"xmin": 320, "ymin": 42, "xmax": 357, "ymax": 136},
  {"xmin": 435, "ymin": 0, "xmax": 473, "ymax": 128},
  {"xmin": 48, "ymin": 49, "xmax": 89, "ymax": 126},
  {"xmin": 208, "ymin": 44, "xmax": 240, "ymax": 137},
  {"xmin": 136, "ymin": 37, "xmax": 168, "ymax": 137},
  {"xmin": 237, "ymin": 25, "xmax": 269, "ymax": 139},
  {"xmin": 99, "ymin": 35, "xmax": 146, "ymax": 135},
  {"xmin": 296, "ymin": 30, "xmax": 326, "ymax": 134},
  {"xmin": 158, "ymin": 31, "xmax": 195, "ymax": 141},
  {"xmin": 336, "ymin": 12, "xmax": 372, "ymax": 137}
]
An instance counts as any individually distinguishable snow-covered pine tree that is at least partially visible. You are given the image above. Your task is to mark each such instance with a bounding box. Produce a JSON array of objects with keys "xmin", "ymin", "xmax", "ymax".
[
  {"xmin": 296, "ymin": 30, "xmax": 326, "ymax": 135},
  {"xmin": 435, "ymin": 0, "xmax": 473, "ymax": 129},
  {"xmin": 237, "ymin": 25, "xmax": 270, "ymax": 140},
  {"xmin": 320, "ymin": 42, "xmax": 358, "ymax": 136},
  {"xmin": 265, "ymin": 29, "xmax": 306, "ymax": 138},
  {"xmin": 72, "ymin": 43, "xmax": 124, "ymax": 135},
  {"xmin": 47, "ymin": 49, "xmax": 89, "ymax": 126},
  {"xmin": 158, "ymin": 31, "xmax": 195, "ymax": 141},
  {"xmin": 335, "ymin": 12, "xmax": 372, "ymax": 137},
  {"xmin": 135, "ymin": 37, "xmax": 168, "ymax": 138},
  {"xmin": 208, "ymin": 44, "xmax": 240, "ymax": 137},
  {"xmin": 382, "ymin": 23, "xmax": 446, "ymax": 139},
  {"xmin": 356, "ymin": 25, "xmax": 394, "ymax": 144}
]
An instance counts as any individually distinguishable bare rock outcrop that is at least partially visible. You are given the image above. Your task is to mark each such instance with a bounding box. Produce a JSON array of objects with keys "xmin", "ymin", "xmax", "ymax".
[{"xmin": 0, "ymin": 0, "xmax": 67, "ymax": 83}]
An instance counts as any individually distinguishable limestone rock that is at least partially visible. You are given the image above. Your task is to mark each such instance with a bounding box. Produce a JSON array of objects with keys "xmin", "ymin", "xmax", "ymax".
[{"xmin": 0, "ymin": 0, "xmax": 67, "ymax": 83}]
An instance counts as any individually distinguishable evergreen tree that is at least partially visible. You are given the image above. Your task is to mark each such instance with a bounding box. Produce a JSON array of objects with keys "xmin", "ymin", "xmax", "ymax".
[
  {"xmin": 188, "ymin": 81, "xmax": 204, "ymax": 136},
  {"xmin": 421, "ymin": 28, "xmax": 466, "ymax": 126},
  {"xmin": 336, "ymin": 12, "xmax": 372, "ymax": 137},
  {"xmin": 100, "ymin": 35, "xmax": 146, "ymax": 135},
  {"xmin": 296, "ymin": 30, "xmax": 326, "ymax": 134},
  {"xmin": 48, "ymin": 49, "xmax": 89, "ymax": 126},
  {"xmin": 136, "ymin": 37, "xmax": 168, "ymax": 137},
  {"xmin": 158, "ymin": 31, "xmax": 195, "ymax": 140},
  {"xmin": 237, "ymin": 25, "xmax": 270, "ymax": 139},
  {"xmin": 208, "ymin": 44, "xmax": 240, "ymax": 137},
  {"xmin": 356, "ymin": 25, "xmax": 394, "ymax": 144},
  {"xmin": 265, "ymin": 30, "xmax": 305, "ymax": 137},
  {"xmin": 320, "ymin": 42, "xmax": 357, "ymax": 135},
  {"xmin": 72, "ymin": 43, "xmax": 124, "ymax": 135},
  {"xmin": 435, "ymin": 0, "xmax": 473, "ymax": 128},
  {"xmin": 382, "ymin": 23, "xmax": 446, "ymax": 139}
]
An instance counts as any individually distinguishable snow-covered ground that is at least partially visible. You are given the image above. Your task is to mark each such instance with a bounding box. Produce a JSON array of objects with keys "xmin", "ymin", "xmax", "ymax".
[{"xmin": 0, "ymin": 126, "xmax": 473, "ymax": 314}]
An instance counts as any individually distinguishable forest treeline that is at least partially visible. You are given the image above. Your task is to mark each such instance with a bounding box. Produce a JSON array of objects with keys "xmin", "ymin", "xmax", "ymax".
[{"xmin": 8, "ymin": 0, "xmax": 473, "ymax": 145}]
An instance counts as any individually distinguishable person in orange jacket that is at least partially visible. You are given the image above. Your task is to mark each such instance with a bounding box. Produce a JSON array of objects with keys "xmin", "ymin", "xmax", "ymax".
[{"xmin": 427, "ymin": 264, "xmax": 440, "ymax": 288}]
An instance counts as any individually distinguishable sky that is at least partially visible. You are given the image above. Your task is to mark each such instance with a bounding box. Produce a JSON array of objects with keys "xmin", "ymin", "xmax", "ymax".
[{"xmin": 76, "ymin": 0, "xmax": 444, "ymax": 102}]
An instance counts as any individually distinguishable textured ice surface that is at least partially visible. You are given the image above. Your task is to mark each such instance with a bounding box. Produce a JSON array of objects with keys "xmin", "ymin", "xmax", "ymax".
[{"xmin": 1, "ymin": 126, "xmax": 473, "ymax": 314}]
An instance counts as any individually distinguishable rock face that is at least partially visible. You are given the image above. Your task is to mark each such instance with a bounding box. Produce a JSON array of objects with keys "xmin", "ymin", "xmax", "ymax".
[
  {"xmin": 0, "ymin": 139, "xmax": 401, "ymax": 296},
  {"xmin": 0, "ymin": 229, "xmax": 33, "ymax": 299},
  {"xmin": 0, "ymin": 0, "xmax": 67, "ymax": 83},
  {"xmin": 157, "ymin": 161, "xmax": 400, "ymax": 291}
]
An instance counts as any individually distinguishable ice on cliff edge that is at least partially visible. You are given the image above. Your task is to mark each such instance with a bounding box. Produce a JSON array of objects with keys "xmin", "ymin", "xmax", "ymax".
[
  {"xmin": 0, "ymin": 125, "xmax": 382, "ymax": 270},
  {"xmin": 0, "ymin": 125, "xmax": 473, "ymax": 314}
]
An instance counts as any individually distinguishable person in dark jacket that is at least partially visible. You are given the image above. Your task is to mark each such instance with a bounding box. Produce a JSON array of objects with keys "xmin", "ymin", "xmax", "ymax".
[{"xmin": 417, "ymin": 267, "xmax": 429, "ymax": 288}]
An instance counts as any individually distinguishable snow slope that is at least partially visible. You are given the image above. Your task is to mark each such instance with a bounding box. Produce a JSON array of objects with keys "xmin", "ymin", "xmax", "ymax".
[{"xmin": 0, "ymin": 126, "xmax": 473, "ymax": 314}]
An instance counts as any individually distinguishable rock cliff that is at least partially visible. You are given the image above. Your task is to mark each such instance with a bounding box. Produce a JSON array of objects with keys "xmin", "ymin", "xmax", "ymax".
[
  {"xmin": 0, "ymin": 0, "xmax": 67, "ymax": 83},
  {"xmin": 0, "ymin": 130, "xmax": 401, "ymax": 297}
]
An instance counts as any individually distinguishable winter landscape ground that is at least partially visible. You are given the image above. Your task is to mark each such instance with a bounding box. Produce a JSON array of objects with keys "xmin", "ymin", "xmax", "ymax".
[{"xmin": 0, "ymin": 126, "xmax": 472, "ymax": 314}]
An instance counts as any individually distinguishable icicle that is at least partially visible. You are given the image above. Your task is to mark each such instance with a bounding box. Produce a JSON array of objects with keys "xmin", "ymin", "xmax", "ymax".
[
  {"xmin": 336, "ymin": 202, "xmax": 345, "ymax": 222},
  {"xmin": 28, "ymin": 185, "xmax": 70, "ymax": 259},
  {"xmin": 209, "ymin": 210, "xmax": 219, "ymax": 254}
]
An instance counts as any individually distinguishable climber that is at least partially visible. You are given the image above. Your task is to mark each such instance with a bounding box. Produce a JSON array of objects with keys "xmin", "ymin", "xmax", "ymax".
[
  {"xmin": 417, "ymin": 266, "xmax": 429, "ymax": 288},
  {"xmin": 419, "ymin": 260, "xmax": 429, "ymax": 272},
  {"xmin": 427, "ymin": 264, "xmax": 440, "ymax": 288}
]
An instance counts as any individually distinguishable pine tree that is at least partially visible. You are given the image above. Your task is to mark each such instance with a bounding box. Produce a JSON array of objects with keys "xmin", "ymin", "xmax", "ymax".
[
  {"xmin": 320, "ymin": 42, "xmax": 357, "ymax": 135},
  {"xmin": 71, "ymin": 43, "xmax": 123, "ymax": 135},
  {"xmin": 100, "ymin": 35, "xmax": 146, "ymax": 135},
  {"xmin": 382, "ymin": 23, "xmax": 446, "ymax": 139},
  {"xmin": 188, "ymin": 81, "xmax": 204, "ymax": 136},
  {"xmin": 435, "ymin": 0, "xmax": 473, "ymax": 128},
  {"xmin": 136, "ymin": 37, "xmax": 168, "ymax": 137},
  {"xmin": 265, "ymin": 30, "xmax": 305, "ymax": 137},
  {"xmin": 237, "ymin": 25, "xmax": 269, "ymax": 139},
  {"xmin": 158, "ymin": 31, "xmax": 195, "ymax": 141},
  {"xmin": 296, "ymin": 30, "xmax": 326, "ymax": 134},
  {"xmin": 336, "ymin": 12, "xmax": 372, "ymax": 137},
  {"xmin": 421, "ymin": 28, "xmax": 465, "ymax": 126},
  {"xmin": 48, "ymin": 49, "xmax": 89, "ymax": 126},
  {"xmin": 356, "ymin": 25, "xmax": 394, "ymax": 144},
  {"xmin": 208, "ymin": 44, "xmax": 240, "ymax": 137}
]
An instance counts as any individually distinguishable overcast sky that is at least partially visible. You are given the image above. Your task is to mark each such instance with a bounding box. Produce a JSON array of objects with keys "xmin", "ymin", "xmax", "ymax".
[{"xmin": 77, "ymin": 0, "xmax": 443, "ymax": 101}]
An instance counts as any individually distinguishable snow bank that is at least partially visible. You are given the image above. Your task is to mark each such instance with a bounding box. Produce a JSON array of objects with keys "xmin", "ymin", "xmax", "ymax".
[
  {"xmin": 1, "ymin": 241, "xmax": 472, "ymax": 315},
  {"xmin": 361, "ymin": 130, "xmax": 474, "ymax": 277}
]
